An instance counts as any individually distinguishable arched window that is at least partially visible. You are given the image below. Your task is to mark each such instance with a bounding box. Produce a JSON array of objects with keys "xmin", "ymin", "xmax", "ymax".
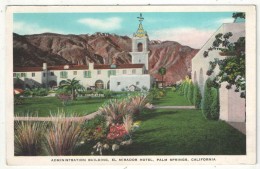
[
  {"xmin": 95, "ymin": 80, "xmax": 104, "ymax": 89},
  {"xmin": 48, "ymin": 80, "xmax": 57, "ymax": 88},
  {"xmin": 137, "ymin": 43, "xmax": 143, "ymax": 52}
]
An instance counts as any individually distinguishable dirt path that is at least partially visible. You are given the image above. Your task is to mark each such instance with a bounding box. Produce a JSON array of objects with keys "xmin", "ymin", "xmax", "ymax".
[{"xmin": 14, "ymin": 105, "xmax": 196, "ymax": 122}]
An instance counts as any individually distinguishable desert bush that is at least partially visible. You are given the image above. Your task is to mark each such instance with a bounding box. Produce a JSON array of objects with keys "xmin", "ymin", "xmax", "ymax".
[
  {"xmin": 193, "ymin": 83, "xmax": 202, "ymax": 109},
  {"xmin": 14, "ymin": 121, "xmax": 46, "ymax": 156},
  {"xmin": 45, "ymin": 114, "xmax": 83, "ymax": 155},
  {"xmin": 201, "ymin": 78, "xmax": 220, "ymax": 120}
]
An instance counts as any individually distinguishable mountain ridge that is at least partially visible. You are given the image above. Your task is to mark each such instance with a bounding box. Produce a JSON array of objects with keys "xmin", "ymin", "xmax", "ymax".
[{"xmin": 13, "ymin": 32, "xmax": 199, "ymax": 84}]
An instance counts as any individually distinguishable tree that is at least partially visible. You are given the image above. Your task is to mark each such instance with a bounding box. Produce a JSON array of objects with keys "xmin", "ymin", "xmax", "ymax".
[
  {"xmin": 187, "ymin": 81, "xmax": 194, "ymax": 104},
  {"xmin": 59, "ymin": 78, "xmax": 85, "ymax": 100},
  {"xmin": 203, "ymin": 12, "xmax": 245, "ymax": 98},
  {"xmin": 202, "ymin": 78, "xmax": 220, "ymax": 120},
  {"xmin": 193, "ymin": 82, "xmax": 202, "ymax": 109},
  {"xmin": 158, "ymin": 67, "xmax": 166, "ymax": 88}
]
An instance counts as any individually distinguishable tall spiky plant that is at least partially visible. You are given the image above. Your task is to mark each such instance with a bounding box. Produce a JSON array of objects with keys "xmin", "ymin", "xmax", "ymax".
[
  {"xmin": 14, "ymin": 120, "xmax": 46, "ymax": 156},
  {"xmin": 123, "ymin": 114, "xmax": 133, "ymax": 134},
  {"xmin": 128, "ymin": 94, "xmax": 148, "ymax": 115},
  {"xmin": 45, "ymin": 114, "xmax": 83, "ymax": 155},
  {"xmin": 98, "ymin": 99, "xmax": 130, "ymax": 124}
]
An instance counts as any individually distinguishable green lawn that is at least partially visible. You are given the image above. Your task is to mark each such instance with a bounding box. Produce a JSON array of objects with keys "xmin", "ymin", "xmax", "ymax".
[
  {"xmin": 14, "ymin": 97, "xmax": 107, "ymax": 117},
  {"xmin": 76, "ymin": 108, "xmax": 246, "ymax": 155},
  {"xmin": 152, "ymin": 89, "xmax": 192, "ymax": 106},
  {"xmin": 121, "ymin": 109, "xmax": 245, "ymax": 155}
]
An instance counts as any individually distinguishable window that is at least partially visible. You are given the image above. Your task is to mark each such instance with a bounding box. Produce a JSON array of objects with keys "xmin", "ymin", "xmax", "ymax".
[
  {"xmin": 110, "ymin": 64, "xmax": 117, "ymax": 69},
  {"xmin": 14, "ymin": 73, "xmax": 20, "ymax": 78},
  {"xmin": 117, "ymin": 82, "xmax": 121, "ymax": 86},
  {"xmin": 97, "ymin": 70, "xmax": 101, "ymax": 75},
  {"xmin": 123, "ymin": 70, "xmax": 127, "ymax": 74},
  {"xmin": 73, "ymin": 71, "xmax": 77, "ymax": 75},
  {"xmin": 60, "ymin": 71, "xmax": 68, "ymax": 78},
  {"xmin": 137, "ymin": 42, "xmax": 143, "ymax": 52},
  {"xmin": 13, "ymin": 73, "xmax": 16, "ymax": 77},
  {"xmin": 139, "ymin": 59, "xmax": 141, "ymax": 63},
  {"xmin": 108, "ymin": 70, "xmax": 116, "ymax": 77},
  {"xmin": 21, "ymin": 73, "xmax": 27, "ymax": 77},
  {"xmin": 84, "ymin": 71, "xmax": 91, "ymax": 78},
  {"xmin": 50, "ymin": 72, "xmax": 54, "ymax": 76},
  {"xmin": 132, "ymin": 69, "xmax": 136, "ymax": 74},
  {"xmin": 43, "ymin": 73, "xmax": 46, "ymax": 77},
  {"xmin": 32, "ymin": 73, "xmax": 35, "ymax": 77},
  {"xmin": 136, "ymin": 81, "xmax": 140, "ymax": 85}
]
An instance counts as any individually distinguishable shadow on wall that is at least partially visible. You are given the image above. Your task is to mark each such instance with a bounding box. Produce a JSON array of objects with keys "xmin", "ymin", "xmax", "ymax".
[{"xmin": 14, "ymin": 78, "xmax": 47, "ymax": 89}]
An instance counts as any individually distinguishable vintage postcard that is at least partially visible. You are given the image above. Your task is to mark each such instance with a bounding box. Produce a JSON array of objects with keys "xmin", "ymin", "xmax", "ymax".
[{"xmin": 5, "ymin": 5, "xmax": 256, "ymax": 166}]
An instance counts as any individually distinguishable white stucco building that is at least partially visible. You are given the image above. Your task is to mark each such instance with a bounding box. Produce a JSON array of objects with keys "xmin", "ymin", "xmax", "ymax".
[
  {"xmin": 191, "ymin": 22, "xmax": 245, "ymax": 122},
  {"xmin": 13, "ymin": 14, "xmax": 152, "ymax": 92}
]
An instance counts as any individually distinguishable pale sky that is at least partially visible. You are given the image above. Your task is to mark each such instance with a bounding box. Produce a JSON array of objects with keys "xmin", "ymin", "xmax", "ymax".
[{"xmin": 13, "ymin": 12, "xmax": 236, "ymax": 49}]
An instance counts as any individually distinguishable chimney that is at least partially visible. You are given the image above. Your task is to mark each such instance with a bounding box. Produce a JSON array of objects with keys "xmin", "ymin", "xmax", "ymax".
[
  {"xmin": 89, "ymin": 62, "xmax": 94, "ymax": 70},
  {"xmin": 43, "ymin": 63, "xmax": 47, "ymax": 70}
]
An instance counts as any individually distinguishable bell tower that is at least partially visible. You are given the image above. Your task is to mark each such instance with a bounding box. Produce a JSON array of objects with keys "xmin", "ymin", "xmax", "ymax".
[{"xmin": 130, "ymin": 13, "xmax": 149, "ymax": 72}]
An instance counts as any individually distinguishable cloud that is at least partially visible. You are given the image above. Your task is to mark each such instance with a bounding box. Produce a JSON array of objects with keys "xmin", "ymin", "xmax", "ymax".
[
  {"xmin": 78, "ymin": 17, "xmax": 122, "ymax": 31},
  {"xmin": 216, "ymin": 18, "xmax": 234, "ymax": 24},
  {"xmin": 149, "ymin": 27, "xmax": 215, "ymax": 49},
  {"xmin": 14, "ymin": 21, "xmax": 65, "ymax": 35}
]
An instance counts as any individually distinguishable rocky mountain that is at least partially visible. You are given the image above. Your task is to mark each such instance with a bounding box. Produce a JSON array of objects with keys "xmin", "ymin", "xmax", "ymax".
[{"xmin": 13, "ymin": 32, "xmax": 199, "ymax": 84}]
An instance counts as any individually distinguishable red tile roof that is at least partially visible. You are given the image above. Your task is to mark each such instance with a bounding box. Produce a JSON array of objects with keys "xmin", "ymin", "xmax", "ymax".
[
  {"xmin": 13, "ymin": 67, "xmax": 43, "ymax": 72},
  {"xmin": 14, "ymin": 64, "xmax": 144, "ymax": 72},
  {"xmin": 48, "ymin": 65, "xmax": 88, "ymax": 70},
  {"xmin": 94, "ymin": 64, "xmax": 144, "ymax": 69}
]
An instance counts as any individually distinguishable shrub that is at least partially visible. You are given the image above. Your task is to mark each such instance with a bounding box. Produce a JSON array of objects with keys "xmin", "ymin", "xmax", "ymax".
[
  {"xmin": 14, "ymin": 121, "xmax": 46, "ymax": 156},
  {"xmin": 31, "ymin": 88, "xmax": 49, "ymax": 96},
  {"xmin": 201, "ymin": 78, "xmax": 220, "ymax": 120},
  {"xmin": 81, "ymin": 115, "xmax": 108, "ymax": 141},
  {"xmin": 23, "ymin": 89, "xmax": 32, "ymax": 97},
  {"xmin": 14, "ymin": 95, "xmax": 24, "ymax": 105},
  {"xmin": 187, "ymin": 82, "xmax": 194, "ymax": 104},
  {"xmin": 45, "ymin": 115, "xmax": 83, "ymax": 155},
  {"xmin": 149, "ymin": 88, "xmax": 166, "ymax": 100},
  {"xmin": 107, "ymin": 123, "xmax": 128, "ymax": 141},
  {"xmin": 103, "ymin": 90, "xmax": 112, "ymax": 98},
  {"xmin": 193, "ymin": 83, "xmax": 202, "ymax": 109},
  {"xmin": 184, "ymin": 82, "xmax": 189, "ymax": 99},
  {"xmin": 177, "ymin": 83, "xmax": 184, "ymax": 95},
  {"xmin": 57, "ymin": 94, "xmax": 71, "ymax": 105},
  {"xmin": 171, "ymin": 86, "xmax": 177, "ymax": 92}
]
